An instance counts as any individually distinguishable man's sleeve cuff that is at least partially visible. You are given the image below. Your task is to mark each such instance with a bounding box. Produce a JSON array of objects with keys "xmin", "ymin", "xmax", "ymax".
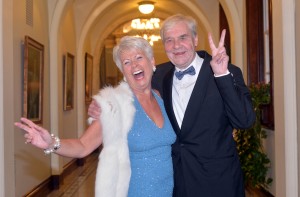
[{"xmin": 214, "ymin": 70, "xmax": 230, "ymax": 77}]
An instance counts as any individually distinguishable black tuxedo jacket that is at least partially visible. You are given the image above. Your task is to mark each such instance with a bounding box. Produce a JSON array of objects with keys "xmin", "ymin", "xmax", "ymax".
[{"xmin": 152, "ymin": 51, "xmax": 255, "ymax": 197}]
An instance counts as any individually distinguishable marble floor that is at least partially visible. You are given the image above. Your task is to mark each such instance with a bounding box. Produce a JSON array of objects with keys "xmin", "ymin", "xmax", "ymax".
[{"xmin": 46, "ymin": 153, "xmax": 271, "ymax": 197}]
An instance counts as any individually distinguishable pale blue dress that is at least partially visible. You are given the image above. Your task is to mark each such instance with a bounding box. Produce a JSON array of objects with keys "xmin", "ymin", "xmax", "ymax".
[{"xmin": 127, "ymin": 92, "xmax": 176, "ymax": 197}]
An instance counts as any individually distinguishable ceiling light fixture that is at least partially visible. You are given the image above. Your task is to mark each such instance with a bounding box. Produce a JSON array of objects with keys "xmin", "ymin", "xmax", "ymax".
[
  {"xmin": 122, "ymin": 18, "xmax": 162, "ymax": 46},
  {"xmin": 138, "ymin": 1, "xmax": 155, "ymax": 14}
]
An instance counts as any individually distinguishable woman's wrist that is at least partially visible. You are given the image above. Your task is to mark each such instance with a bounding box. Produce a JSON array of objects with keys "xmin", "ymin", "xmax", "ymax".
[{"xmin": 44, "ymin": 134, "xmax": 61, "ymax": 155}]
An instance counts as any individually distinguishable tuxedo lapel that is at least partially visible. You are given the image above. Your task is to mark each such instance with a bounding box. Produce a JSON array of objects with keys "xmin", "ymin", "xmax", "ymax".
[
  {"xmin": 161, "ymin": 51, "xmax": 213, "ymax": 134},
  {"xmin": 162, "ymin": 67, "xmax": 181, "ymax": 134},
  {"xmin": 181, "ymin": 51, "xmax": 213, "ymax": 133}
]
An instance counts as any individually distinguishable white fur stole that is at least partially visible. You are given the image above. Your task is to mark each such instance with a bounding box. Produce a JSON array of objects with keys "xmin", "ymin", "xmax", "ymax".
[{"xmin": 88, "ymin": 82, "xmax": 135, "ymax": 197}]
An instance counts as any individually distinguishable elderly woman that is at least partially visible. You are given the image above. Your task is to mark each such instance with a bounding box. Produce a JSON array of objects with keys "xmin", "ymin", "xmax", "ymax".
[{"xmin": 15, "ymin": 36, "xmax": 176, "ymax": 197}]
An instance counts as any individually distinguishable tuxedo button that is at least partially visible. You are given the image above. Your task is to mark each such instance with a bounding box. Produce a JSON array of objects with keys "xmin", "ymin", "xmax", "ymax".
[{"xmin": 180, "ymin": 143, "xmax": 185, "ymax": 147}]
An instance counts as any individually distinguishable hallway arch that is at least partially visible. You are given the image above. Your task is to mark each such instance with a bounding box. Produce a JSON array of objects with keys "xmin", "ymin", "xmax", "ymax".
[{"xmin": 48, "ymin": 0, "xmax": 69, "ymax": 174}]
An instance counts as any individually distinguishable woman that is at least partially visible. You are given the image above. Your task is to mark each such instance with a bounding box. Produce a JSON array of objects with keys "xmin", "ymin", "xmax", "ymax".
[{"xmin": 15, "ymin": 36, "xmax": 176, "ymax": 197}]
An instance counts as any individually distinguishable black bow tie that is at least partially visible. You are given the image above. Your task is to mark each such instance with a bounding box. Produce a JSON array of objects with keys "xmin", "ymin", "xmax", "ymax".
[{"xmin": 175, "ymin": 66, "xmax": 196, "ymax": 80}]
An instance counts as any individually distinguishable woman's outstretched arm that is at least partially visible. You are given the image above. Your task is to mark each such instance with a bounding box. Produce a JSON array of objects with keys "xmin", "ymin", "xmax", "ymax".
[{"xmin": 15, "ymin": 117, "xmax": 103, "ymax": 158}]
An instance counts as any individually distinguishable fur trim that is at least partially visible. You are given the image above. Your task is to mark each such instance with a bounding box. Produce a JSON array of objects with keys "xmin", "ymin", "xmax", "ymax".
[{"xmin": 90, "ymin": 81, "xmax": 135, "ymax": 197}]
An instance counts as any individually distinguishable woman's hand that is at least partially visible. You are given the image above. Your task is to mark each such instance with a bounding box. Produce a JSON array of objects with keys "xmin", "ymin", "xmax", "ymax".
[
  {"xmin": 208, "ymin": 29, "xmax": 229, "ymax": 76},
  {"xmin": 15, "ymin": 117, "xmax": 53, "ymax": 149}
]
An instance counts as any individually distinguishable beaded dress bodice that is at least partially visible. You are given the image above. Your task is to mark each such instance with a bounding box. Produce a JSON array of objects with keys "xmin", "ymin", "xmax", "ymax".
[{"xmin": 127, "ymin": 92, "xmax": 176, "ymax": 197}]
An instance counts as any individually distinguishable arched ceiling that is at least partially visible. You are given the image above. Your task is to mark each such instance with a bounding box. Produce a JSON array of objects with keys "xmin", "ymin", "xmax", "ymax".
[
  {"xmin": 52, "ymin": 0, "xmax": 243, "ymax": 68},
  {"xmin": 72, "ymin": 0, "xmax": 215, "ymax": 57},
  {"xmin": 49, "ymin": 0, "xmax": 244, "ymax": 134}
]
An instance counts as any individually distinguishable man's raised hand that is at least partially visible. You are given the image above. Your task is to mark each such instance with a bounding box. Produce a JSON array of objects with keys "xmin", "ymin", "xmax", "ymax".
[{"xmin": 208, "ymin": 29, "xmax": 229, "ymax": 75}]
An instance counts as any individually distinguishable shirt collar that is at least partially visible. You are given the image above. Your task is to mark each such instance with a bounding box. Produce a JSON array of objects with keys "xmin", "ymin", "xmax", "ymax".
[{"xmin": 174, "ymin": 53, "xmax": 203, "ymax": 73}]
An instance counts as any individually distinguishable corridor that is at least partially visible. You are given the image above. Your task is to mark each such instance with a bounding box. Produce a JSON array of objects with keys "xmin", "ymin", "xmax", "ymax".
[
  {"xmin": 47, "ymin": 153, "xmax": 98, "ymax": 197},
  {"xmin": 45, "ymin": 152, "xmax": 271, "ymax": 197}
]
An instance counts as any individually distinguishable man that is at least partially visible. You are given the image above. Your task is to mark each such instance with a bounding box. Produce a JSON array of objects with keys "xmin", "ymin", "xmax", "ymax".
[
  {"xmin": 89, "ymin": 14, "xmax": 255, "ymax": 197},
  {"xmin": 151, "ymin": 14, "xmax": 255, "ymax": 197}
]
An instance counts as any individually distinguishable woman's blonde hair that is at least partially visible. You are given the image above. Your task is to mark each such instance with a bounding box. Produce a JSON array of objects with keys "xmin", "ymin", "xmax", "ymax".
[{"xmin": 113, "ymin": 36, "xmax": 154, "ymax": 72}]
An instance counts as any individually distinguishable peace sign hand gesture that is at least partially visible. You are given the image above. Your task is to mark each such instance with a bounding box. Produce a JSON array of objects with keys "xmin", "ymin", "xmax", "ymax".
[
  {"xmin": 208, "ymin": 29, "xmax": 229, "ymax": 76},
  {"xmin": 15, "ymin": 117, "xmax": 53, "ymax": 149}
]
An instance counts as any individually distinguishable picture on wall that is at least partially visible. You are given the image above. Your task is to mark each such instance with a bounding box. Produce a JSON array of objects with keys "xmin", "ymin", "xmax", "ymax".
[
  {"xmin": 63, "ymin": 53, "xmax": 75, "ymax": 111},
  {"xmin": 85, "ymin": 53, "xmax": 93, "ymax": 103},
  {"xmin": 23, "ymin": 36, "xmax": 44, "ymax": 124}
]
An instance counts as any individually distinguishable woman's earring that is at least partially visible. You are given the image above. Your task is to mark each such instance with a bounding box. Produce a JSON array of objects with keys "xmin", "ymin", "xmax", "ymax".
[{"xmin": 153, "ymin": 66, "xmax": 156, "ymax": 72}]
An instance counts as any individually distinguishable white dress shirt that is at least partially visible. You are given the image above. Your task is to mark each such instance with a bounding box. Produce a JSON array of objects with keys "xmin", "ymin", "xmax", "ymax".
[{"xmin": 172, "ymin": 54, "xmax": 203, "ymax": 128}]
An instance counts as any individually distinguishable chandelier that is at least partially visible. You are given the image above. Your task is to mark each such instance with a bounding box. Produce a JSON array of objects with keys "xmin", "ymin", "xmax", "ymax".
[
  {"xmin": 138, "ymin": 1, "xmax": 155, "ymax": 14},
  {"xmin": 123, "ymin": 18, "xmax": 161, "ymax": 46}
]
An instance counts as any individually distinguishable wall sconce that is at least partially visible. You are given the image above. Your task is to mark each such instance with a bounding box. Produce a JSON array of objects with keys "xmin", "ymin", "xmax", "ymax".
[{"xmin": 138, "ymin": 1, "xmax": 155, "ymax": 14}]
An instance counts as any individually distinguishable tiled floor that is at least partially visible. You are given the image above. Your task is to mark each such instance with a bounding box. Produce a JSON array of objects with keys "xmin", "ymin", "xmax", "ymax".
[
  {"xmin": 47, "ymin": 153, "xmax": 98, "ymax": 197},
  {"xmin": 46, "ymin": 153, "xmax": 272, "ymax": 197}
]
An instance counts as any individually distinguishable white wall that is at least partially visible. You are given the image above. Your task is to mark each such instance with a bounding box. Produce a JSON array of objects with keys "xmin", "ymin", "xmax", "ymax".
[
  {"xmin": 273, "ymin": 0, "xmax": 298, "ymax": 196},
  {"xmin": 13, "ymin": 0, "xmax": 51, "ymax": 195},
  {"xmin": 2, "ymin": 0, "xmax": 15, "ymax": 196},
  {"xmin": 297, "ymin": 0, "xmax": 300, "ymax": 193},
  {"xmin": 0, "ymin": 0, "xmax": 3, "ymax": 193},
  {"xmin": 58, "ymin": 3, "xmax": 78, "ymax": 167}
]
